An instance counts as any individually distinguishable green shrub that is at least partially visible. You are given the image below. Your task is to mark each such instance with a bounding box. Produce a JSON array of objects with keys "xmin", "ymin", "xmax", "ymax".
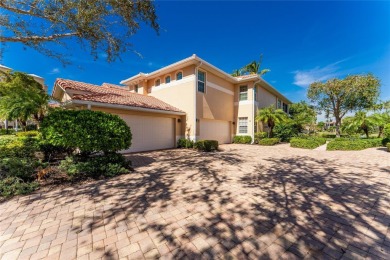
[
  {"xmin": 0, "ymin": 136, "xmax": 39, "ymax": 159},
  {"xmin": 0, "ymin": 158, "xmax": 44, "ymax": 181},
  {"xmin": 233, "ymin": 135, "xmax": 252, "ymax": 144},
  {"xmin": 254, "ymin": 132, "xmax": 267, "ymax": 143},
  {"xmin": 38, "ymin": 141, "xmax": 71, "ymax": 161},
  {"xmin": 59, "ymin": 153, "xmax": 131, "ymax": 179},
  {"xmin": 384, "ymin": 123, "xmax": 390, "ymax": 138},
  {"xmin": 290, "ymin": 137, "xmax": 326, "ymax": 149},
  {"xmin": 273, "ymin": 123, "xmax": 298, "ymax": 142},
  {"xmin": 16, "ymin": 131, "xmax": 40, "ymax": 137},
  {"xmin": 0, "ymin": 177, "xmax": 39, "ymax": 197},
  {"xmin": 382, "ymin": 138, "xmax": 390, "ymax": 146},
  {"xmin": 41, "ymin": 110, "xmax": 132, "ymax": 154},
  {"xmin": 177, "ymin": 138, "xmax": 194, "ymax": 148},
  {"xmin": 193, "ymin": 140, "xmax": 218, "ymax": 152},
  {"xmin": 258, "ymin": 138, "xmax": 280, "ymax": 146},
  {"xmin": 26, "ymin": 125, "xmax": 38, "ymax": 131},
  {"xmin": 387, "ymin": 143, "xmax": 390, "ymax": 152},
  {"xmin": 0, "ymin": 129, "xmax": 15, "ymax": 135},
  {"xmin": 327, "ymin": 138, "xmax": 383, "ymax": 151}
]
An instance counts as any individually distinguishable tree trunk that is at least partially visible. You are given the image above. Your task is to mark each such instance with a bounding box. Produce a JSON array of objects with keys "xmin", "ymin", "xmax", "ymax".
[
  {"xmin": 364, "ymin": 128, "xmax": 369, "ymax": 139},
  {"xmin": 335, "ymin": 118, "xmax": 341, "ymax": 138},
  {"xmin": 378, "ymin": 126, "xmax": 383, "ymax": 138}
]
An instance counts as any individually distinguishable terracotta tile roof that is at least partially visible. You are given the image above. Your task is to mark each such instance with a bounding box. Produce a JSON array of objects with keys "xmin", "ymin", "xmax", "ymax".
[{"xmin": 55, "ymin": 78, "xmax": 184, "ymax": 113}]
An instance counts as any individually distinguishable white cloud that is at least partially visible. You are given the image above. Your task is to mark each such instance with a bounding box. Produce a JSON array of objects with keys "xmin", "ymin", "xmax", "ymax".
[
  {"xmin": 293, "ymin": 59, "xmax": 348, "ymax": 88},
  {"xmin": 49, "ymin": 68, "xmax": 60, "ymax": 74}
]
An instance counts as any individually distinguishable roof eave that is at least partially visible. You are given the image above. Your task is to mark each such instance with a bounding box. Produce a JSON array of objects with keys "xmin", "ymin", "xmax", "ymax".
[{"xmin": 69, "ymin": 100, "xmax": 186, "ymax": 115}]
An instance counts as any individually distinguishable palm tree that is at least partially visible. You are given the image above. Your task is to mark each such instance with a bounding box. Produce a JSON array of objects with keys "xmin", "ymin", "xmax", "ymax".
[
  {"xmin": 343, "ymin": 111, "xmax": 377, "ymax": 138},
  {"xmin": 231, "ymin": 69, "xmax": 242, "ymax": 77},
  {"xmin": 371, "ymin": 112, "xmax": 390, "ymax": 137},
  {"xmin": 256, "ymin": 105, "xmax": 287, "ymax": 137},
  {"xmin": 243, "ymin": 54, "xmax": 270, "ymax": 76}
]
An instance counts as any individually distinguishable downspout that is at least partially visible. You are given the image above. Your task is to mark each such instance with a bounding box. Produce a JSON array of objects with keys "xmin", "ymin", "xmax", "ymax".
[
  {"xmin": 194, "ymin": 60, "xmax": 203, "ymax": 141},
  {"xmin": 252, "ymin": 79, "xmax": 261, "ymax": 144}
]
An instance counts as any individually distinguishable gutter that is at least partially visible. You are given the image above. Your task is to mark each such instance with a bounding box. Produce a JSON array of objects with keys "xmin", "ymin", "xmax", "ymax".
[{"xmin": 68, "ymin": 100, "xmax": 186, "ymax": 116}]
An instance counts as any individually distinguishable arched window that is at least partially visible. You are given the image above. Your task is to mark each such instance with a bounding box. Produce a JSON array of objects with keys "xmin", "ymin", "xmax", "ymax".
[
  {"xmin": 176, "ymin": 71, "xmax": 183, "ymax": 80},
  {"xmin": 155, "ymin": 79, "xmax": 160, "ymax": 87},
  {"xmin": 165, "ymin": 76, "xmax": 171, "ymax": 84}
]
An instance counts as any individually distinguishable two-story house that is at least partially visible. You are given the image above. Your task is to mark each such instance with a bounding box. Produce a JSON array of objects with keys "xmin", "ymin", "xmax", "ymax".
[{"xmin": 52, "ymin": 55, "xmax": 291, "ymax": 152}]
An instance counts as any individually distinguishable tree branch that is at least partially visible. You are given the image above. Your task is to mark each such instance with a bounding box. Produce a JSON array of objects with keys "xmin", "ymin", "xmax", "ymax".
[{"xmin": 0, "ymin": 33, "xmax": 79, "ymax": 43}]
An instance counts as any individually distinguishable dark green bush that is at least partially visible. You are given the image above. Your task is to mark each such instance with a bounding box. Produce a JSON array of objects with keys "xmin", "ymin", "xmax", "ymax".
[
  {"xmin": 0, "ymin": 177, "xmax": 39, "ymax": 197},
  {"xmin": 59, "ymin": 153, "xmax": 131, "ymax": 179},
  {"xmin": 290, "ymin": 137, "xmax": 326, "ymax": 149},
  {"xmin": 258, "ymin": 138, "xmax": 280, "ymax": 146},
  {"xmin": 26, "ymin": 125, "xmax": 38, "ymax": 131},
  {"xmin": 177, "ymin": 138, "xmax": 194, "ymax": 148},
  {"xmin": 41, "ymin": 110, "xmax": 132, "ymax": 154},
  {"xmin": 233, "ymin": 135, "xmax": 252, "ymax": 144},
  {"xmin": 16, "ymin": 131, "xmax": 40, "ymax": 137},
  {"xmin": 254, "ymin": 132, "xmax": 267, "ymax": 143},
  {"xmin": 273, "ymin": 123, "xmax": 298, "ymax": 142},
  {"xmin": 327, "ymin": 138, "xmax": 383, "ymax": 151},
  {"xmin": 0, "ymin": 129, "xmax": 15, "ymax": 135},
  {"xmin": 382, "ymin": 138, "xmax": 390, "ymax": 146},
  {"xmin": 0, "ymin": 158, "xmax": 43, "ymax": 181},
  {"xmin": 193, "ymin": 140, "xmax": 218, "ymax": 152},
  {"xmin": 39, "ymin": 141, "xmax": 72, "ymax": 161}
]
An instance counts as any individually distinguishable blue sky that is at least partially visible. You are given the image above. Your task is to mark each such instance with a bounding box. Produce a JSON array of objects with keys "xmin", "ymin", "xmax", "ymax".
[{"xmin": 1, "ymin": 1, "xmax": 390, "ymax": 106}]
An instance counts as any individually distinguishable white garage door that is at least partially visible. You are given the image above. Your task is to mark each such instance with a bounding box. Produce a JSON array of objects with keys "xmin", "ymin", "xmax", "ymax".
[
  {"xmin": 199, "ymin": 119, "xmax": 231, "ymax": 144},
  {"xmin": 120, "ymin": 115, "xmax": 174, "ymax": 153}
]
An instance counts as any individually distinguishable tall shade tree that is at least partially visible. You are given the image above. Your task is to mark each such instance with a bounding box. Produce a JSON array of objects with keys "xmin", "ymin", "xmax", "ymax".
[
  {"xmin": 0, "ymin": 0, "xmax": 159, "ymax": 63},
  {"xmin": 0, "ymin": 72, "xmax": 49, "ymax": 129},
  {"xmin": 342, "ymin": 111, "xmax": 377, "ymax": 138},
  {"xmin": 256, "ymin": 105, "xmax": 287, "ymax": 137},
  {"xmin": 288, "ymin": 101, "xmax": 317, "ymax": 132},
  {"xmin": 243, "ymin": 54, "xmax": 270, "ymax": 76},
  {"xmin": 308, "ymin": 74, "xmax": 380, "ymax": 137}
]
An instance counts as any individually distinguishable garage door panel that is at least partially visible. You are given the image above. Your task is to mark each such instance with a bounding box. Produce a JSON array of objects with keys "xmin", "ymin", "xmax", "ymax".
[
  {"xmin": 199, "ymin": 119, "xmax": 230, "ymax": 144},
  {"xmin": 120, "ymin": 115, "xmax": 174, "ymax": 153}
]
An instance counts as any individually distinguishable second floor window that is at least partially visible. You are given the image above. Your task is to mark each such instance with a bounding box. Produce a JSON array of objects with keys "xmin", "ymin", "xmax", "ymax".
[
  {"xmin": 135, "ymin": 84, "xmax": 139, "ymax": 93},
  {"xmin": 155, "ymin": 79, "xmax": 160, "ymax": 87},
  {"xmin": 239, "ymin": 86, "xmax": 248, "ymax": 101},
  {"xmin": 198, "ymin": 70, "xmax": 205, "ymax": 93},
  {"xmin": 176, "ymin": 72, "xmax": 183, "ymax": 80},
  {"xmin": 165, "ymin": 76, "xmax": 171, "ymax": 84},
  {"xmin": 238, "ymin": 117, "xmax": 248, "ymax": 134}
]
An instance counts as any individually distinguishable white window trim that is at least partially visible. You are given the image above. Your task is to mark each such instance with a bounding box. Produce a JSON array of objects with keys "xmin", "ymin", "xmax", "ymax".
[
  {"xmin": 197, "ymin": 70, "xmax": 206, "ymax": 93},
  {"xmin": 164, "ymin": 74, "xmax": 171, "ymax": 84},
  {"xmin": 175, "ymin": 70, "xmax": 183, "ymax": 81},
  {"xmin": 155, "ymin": 78, "xmax": 161, "ymax": 87}
]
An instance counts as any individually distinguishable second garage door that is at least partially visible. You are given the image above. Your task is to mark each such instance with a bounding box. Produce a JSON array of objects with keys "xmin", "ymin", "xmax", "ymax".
[
  {"xmin": 120, "ymin": 115, "xmax": 175, "ymax": 153},
  {"xmin": 199, "ymin": 119, "xmax": 231, "ymax": 144}
]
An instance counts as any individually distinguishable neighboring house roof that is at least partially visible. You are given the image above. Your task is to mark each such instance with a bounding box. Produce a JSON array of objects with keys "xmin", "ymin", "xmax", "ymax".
[
  {"xmin": 120, "ymin": 54, "xmax": 292, "ymax": 104},
  {"xmin": 0, "ymin": 64, "xmax": 12, "ymax": 71},
  {"xmin": 54, "ymin": 78, "xmax": 184, "ymax": 113}
]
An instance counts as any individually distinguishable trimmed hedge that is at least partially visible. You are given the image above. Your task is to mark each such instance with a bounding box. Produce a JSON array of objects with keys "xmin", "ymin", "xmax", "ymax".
[
  {"xmin": 233, "ymin": 135, "xmax": 252, "ymax": 144},
  {"xmin": 16, "ymin": 131, "xmax": 40, "ymax": 137},
  {"xmin": 41, "ymin": 110, "xmax": 132, "ymax": 154},
  {"xmin": 0, "ymin": 129, "xmax": 15, "ymax": 135},
  {"xmin": 177, "ymin": 138, "xmax": 194, "ymax": 148},
  {"xmin": 254, "ymin": 132, "xmax": 268, "ymax": 143},
  {"xmin": 258, "ymin": 138, "xmax": 280, "ymax": 146},
  {"xmin": 193, "ymin": 140, "xmax": 218, "ymax": 152},
  {"xmin": 290, "ymin": 137, "xmax": 326, "ymax": 149},
  {"xmin": 327, "ymin": 138, "xmax": 383, "ymax": 151}
]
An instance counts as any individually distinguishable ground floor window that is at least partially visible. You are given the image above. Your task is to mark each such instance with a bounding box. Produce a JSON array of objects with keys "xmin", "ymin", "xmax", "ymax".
[
  {"xmin": 238, "ymin": 117, "xmax": 248, "ymax": 133},
  {"xmin": 283, "ymin": 103, "xmax": 288, "ymax": 113}
]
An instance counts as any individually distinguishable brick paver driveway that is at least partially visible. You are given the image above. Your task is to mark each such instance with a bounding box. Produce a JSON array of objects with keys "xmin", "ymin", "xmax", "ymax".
[{"xmin": 1, "ymin": 144, "xmax": 390, "ymax": 260}]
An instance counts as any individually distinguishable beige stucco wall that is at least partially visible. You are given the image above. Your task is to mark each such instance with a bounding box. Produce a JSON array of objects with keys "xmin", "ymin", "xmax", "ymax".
[
  {"xmin": 257, "ymin": 86, "xmax": 277, "ymax": 109},
  {"xmin": 89, "ymin": 106, "xmax": 185, "ymax": 144}
]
